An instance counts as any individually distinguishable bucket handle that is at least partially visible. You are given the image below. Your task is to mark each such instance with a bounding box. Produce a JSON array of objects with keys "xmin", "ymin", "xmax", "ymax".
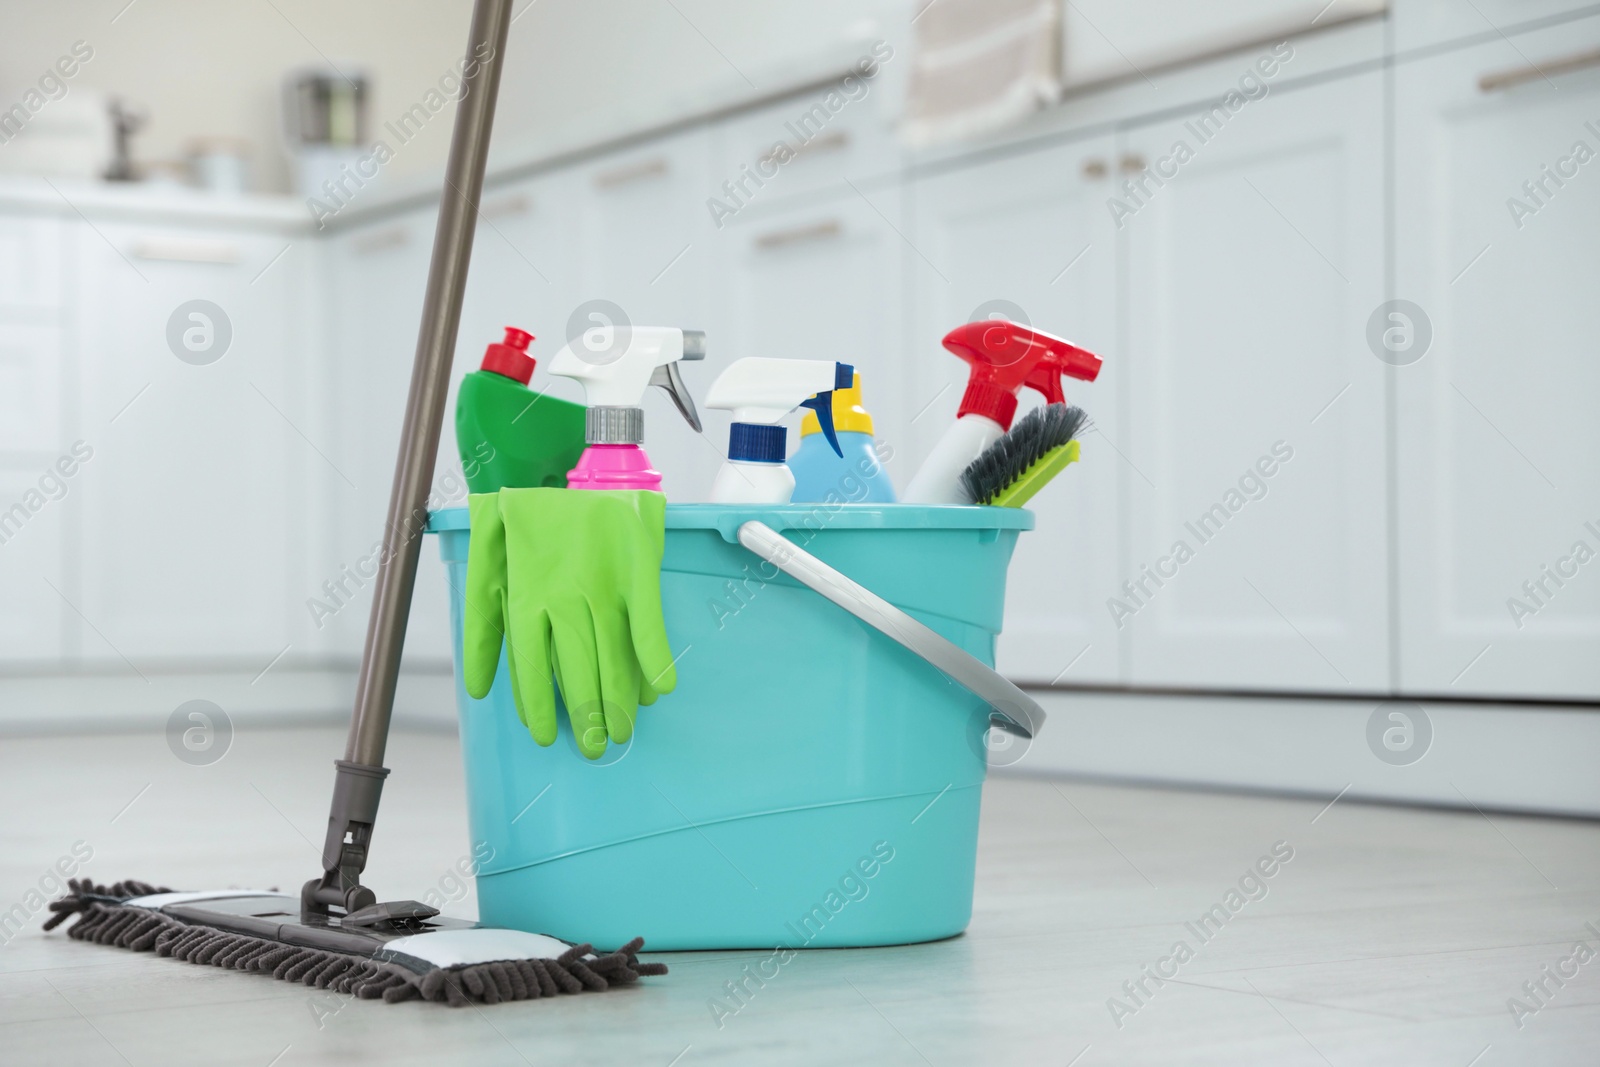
[{"xmin": 736, "ymin": 521, "xmax": 1045, "ymax": 738}]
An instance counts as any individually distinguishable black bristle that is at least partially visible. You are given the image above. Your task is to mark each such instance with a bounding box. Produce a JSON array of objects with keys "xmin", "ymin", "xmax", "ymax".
[{"xmin": 960, "ymin": 403, "xmax": 1089, "ymax": 505}]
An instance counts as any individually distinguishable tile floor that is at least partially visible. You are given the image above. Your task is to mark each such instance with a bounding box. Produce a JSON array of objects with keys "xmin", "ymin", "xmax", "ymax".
[{"xmin": 1, "ymin": 725, "xmax": 1596, "ymax": 1065}]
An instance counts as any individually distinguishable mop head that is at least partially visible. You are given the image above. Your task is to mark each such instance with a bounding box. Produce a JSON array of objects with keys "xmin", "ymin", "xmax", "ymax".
[{"xmin": 44, "ymin": 880, "xmax": 666, "ymax": 1006}]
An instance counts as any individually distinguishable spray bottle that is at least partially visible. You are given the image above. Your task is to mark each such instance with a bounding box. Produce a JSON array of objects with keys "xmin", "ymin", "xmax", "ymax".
[
  {"xmin": 548, "ymin": 326, "xmax": 705, "ymax": 492},
  {"xmin": 454, "ymin": 326, "xmax": 589, "ymax": 493},
  {"xmin": 903, "ymin": 320, "xmax": 1101, "ymax": 504},
  {"xmin": 705, "ymin": 358, "xmax": 852, "ymax": 504},
  {"xmin": 791, "ymin": 372, "xmax": 896, "ymax": 503}
]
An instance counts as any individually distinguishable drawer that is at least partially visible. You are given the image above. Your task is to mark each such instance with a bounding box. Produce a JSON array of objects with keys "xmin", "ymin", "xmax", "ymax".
[{"xmin": 711, "ymin": 69, "xmax": 901, "ymax": 213}]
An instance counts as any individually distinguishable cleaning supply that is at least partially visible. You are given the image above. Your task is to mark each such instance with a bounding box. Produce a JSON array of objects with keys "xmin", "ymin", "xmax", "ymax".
[
  {"xmin": 454, "ymin": 326, "xmax": 588, "ymax": 493},
  {"xmin": 903, "ymin": 319, "xmax": 1101, "ymax": 504},
  {"xmin": 548, "ymin": 326, "xmax": 705, "ymax": 492},
  {"xmin": 791, "ymin": 371, "xmax": 896, "ymax": 503},
  {"xmin": 42, "ymin": 0, "xmax": 665, "ymax": 1006},
  {"xmin": 960, "ymin": 402, "xmax": 1088, "ymax": 506},
  {"xmin": 462, "ymin": 487, "xmax": 676, "ymax": 760},
  {"xmin": 705, "ymin": 358, "xmax": 852, "ymax": 504}
]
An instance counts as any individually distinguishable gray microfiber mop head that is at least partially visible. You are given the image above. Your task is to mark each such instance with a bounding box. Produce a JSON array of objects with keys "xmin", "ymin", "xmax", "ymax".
[{"xmin": 45, "ymin": 879, "xmax": 666, "ymax": 1007}]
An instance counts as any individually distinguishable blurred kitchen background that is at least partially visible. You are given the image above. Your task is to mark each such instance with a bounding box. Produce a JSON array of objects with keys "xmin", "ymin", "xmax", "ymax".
[{"xmin": 1, "ymin": 0, "xmax": 1596, "ymax": 814}]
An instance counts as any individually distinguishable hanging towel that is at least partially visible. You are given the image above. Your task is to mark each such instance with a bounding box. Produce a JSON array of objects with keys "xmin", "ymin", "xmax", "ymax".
[{"xmin": 902, "ymin": 0, "xmax": 1062, "ymax": 148}]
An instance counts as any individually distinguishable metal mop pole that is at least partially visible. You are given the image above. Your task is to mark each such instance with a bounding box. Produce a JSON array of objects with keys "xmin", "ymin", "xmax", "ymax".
[{"xmin": 305, "ymin": 0, "xmax": 513, "ymax": 917}]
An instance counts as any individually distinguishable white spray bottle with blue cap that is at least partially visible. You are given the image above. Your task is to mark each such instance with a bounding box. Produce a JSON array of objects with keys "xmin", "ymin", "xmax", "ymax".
[{"xmin": 705, "ymin": 358, "xmax": 852, "ymax": 504}]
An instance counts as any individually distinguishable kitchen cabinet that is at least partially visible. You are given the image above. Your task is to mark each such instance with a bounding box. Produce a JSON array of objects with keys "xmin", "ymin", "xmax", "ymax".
[
  {"xmin": 320, "ymin": 206, "xmax": 455, "ymax": 666},
  {"xmin": 0, "ymin": 214, "xmax": 64, "ymax": 314},
  {"xmin": 707, "ymin": 190, "xmax": 908, "ymax": 503},
  {"xmin": 1119, "ymin": 68, "xmax": 1389, "ymax": 691},
  {"xmin": 909, "ymin": 138, "xmax": 1122, "ymax": 685},
  {"xmin": 0, "ymin": 461, "xmax": 67, "ymax": 663},
  {"xmin": 0, "ymin": 317, "xmax": 69, "ymax": 663},
  {"xmin": 1393, "ymin": 0, "xmax": 1600, "ymax": 52},
  {"xmin": 711, "ymin": 74, "xmax": 902, "ymax": 209},
  {"xmin": 456, "ymin": 172, "xmax": 580, "ymax": 397},
  {"xmin": 74, "ymin": 221, "xmax": 303, "ymax": 663},
  {"xmin": 1393, "ymin": 16, "xmax": 1600, "ymax": 697},
  {"xmin": 569, "ymin": 130, "xmax": 716, "ymax": 501}
]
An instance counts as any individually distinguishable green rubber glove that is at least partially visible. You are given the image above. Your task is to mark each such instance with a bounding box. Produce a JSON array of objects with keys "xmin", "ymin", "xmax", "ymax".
[
  {"xmin": 463, "ymin": 493, "xmax": 512, "ymax": 702},
  {"xmin": 462, "ymin": 488, "xmax": 677, "ymax": 759}
]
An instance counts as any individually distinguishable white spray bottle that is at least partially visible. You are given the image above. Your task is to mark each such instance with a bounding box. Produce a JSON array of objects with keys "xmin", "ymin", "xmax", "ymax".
[
  {"xmin": 705, "ymin": 358, "xmax": 852, "ymax": 504},
  {"xmin": 548, "ymin": 326, "xmax": 705, "ymax": 492}
]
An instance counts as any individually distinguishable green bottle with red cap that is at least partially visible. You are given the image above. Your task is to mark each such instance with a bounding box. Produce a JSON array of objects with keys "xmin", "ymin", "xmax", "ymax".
[{"xmin": 455, "ymin": 326, "xmax": 588, "ymax": 494}]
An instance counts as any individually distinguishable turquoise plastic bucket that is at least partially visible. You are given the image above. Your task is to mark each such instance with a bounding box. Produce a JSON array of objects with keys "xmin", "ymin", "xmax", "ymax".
[{"xmin": 429, "ymin": 503, "xmax": 1032, "ymax": 951}]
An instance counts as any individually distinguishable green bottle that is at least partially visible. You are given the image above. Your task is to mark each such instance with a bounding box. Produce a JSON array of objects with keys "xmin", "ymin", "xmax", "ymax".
[{"xmin": 455, "ymin": 327, "xmax": 588, "ymax": 493}]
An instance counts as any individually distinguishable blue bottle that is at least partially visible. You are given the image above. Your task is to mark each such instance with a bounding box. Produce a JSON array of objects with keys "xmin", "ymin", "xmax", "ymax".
[{"xmin": 790, "ymin": 372, "xmax": 896, "ymax": 503}]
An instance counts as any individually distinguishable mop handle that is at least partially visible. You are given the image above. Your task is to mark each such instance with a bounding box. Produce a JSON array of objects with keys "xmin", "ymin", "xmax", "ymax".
[
  {"xmin": 736, "ymin": 521, "xmax": 1047, "ymax": 739},
  {"xmin": 345, "ymin": 0, "xmax": 513, "ymax": 767}
]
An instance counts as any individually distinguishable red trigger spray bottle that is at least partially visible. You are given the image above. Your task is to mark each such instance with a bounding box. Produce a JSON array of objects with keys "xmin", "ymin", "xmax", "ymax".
[{"xmin": 903, "ymin": 319, "xmax": 1101, "ymax": 504}]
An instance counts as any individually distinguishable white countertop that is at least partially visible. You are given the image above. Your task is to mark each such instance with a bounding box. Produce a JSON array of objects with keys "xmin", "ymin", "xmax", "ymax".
[{"xmin": 0, "ymin": 175, "xmax": 313, "ymax": 230}]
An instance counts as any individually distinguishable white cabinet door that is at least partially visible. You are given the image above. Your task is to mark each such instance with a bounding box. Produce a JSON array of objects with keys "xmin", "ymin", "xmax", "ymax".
[
  {"xmin": 320, "ymin": 209, "xmax": 450, "ymax": 666},
  {"xmin": 909, "ymin": 137, "xmax": 1122, "ymax": 685},
  {"xmin": 0, "ymin": 214, "xmax": 64, "ymax": 314},
  {"xmin": 1121, "ymin": 68, "xmax": 1388, "ymax": 691},
  {"xmin": 1394, "ymin": 17, "xmax": 1600, "ymax": 698},
  {"xmin": 457, "ymin": 173, "xmax": 580, "ymax": 406},
  {"xmin": 75, "ymin": 222, "xmax": 302, "ymax": 664},
  {"xmin": 0, "ymin": 460, "xmax": 67, "ymax": 663},
  {"xmin": 705, "ymin": 191, "xmax": 907, "ymax": 504},
  {"xmin": 571, "ymin": 130, "xmax": 715, "ymax": 501},
  {"xmin": 0, "ymin": 318, "xmax": 68, "ymax": 663}
]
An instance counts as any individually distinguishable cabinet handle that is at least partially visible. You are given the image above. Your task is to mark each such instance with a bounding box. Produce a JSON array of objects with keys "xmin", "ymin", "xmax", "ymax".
[
  {"xmin": 753, "ymin": 218, "xmax": 843, "ymax": 250},
  {"xmin": 1479, "ymin": 46, "xmax": 1600, "ymax": 92},
  {"xmin": 351, "ymin": 226, "xmax": 409, "ymax": 255},
  {"xmin": 1119, "ymin": 153, "xmax": 1146, "ymax": 174},
  {"xmin": 593, "ymin": 156, "xmax": 669, "ymax": 189},
  {"xmin": 479, "ymin": 193, "xmax": 531, "ymax": 219},
  {"xmin": 130, "ymin": 237, "xmax": 240, "ymax": 264},
  {"xmin": 1082, "ymin": 158, "xmax": 1108, "ymax": 180},
  {"xmin": 761, "ymin": 129, "xmax": 851, "ymax": 167}
]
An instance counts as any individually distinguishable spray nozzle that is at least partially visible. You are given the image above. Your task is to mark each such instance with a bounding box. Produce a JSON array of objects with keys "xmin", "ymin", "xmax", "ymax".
[
  {"xmin": 941, "ymin": 319, "xmax": 1102, "ymax": 430},
  {"xmin": 797, "ymin": 362, "xmax": 853, "ymax": 457},
  {"xmin": 549, "ymin": 326, "xmax": 704, "ymax": 441},
  {"xmin": 707, "ymin": 359, "xmax": 852, "ymax": 464}
]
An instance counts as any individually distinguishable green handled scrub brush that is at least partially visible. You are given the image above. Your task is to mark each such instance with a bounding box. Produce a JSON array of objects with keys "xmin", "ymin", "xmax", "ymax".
[{"xmin": 959, "ymin": 403, "xmax": 1088, "ymax": 507}]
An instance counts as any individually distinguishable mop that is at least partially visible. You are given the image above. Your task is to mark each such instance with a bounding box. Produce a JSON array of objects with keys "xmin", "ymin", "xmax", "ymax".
[{"xmin": 42, "ymin": 0, "xmax": 665, "ymax": 1006}]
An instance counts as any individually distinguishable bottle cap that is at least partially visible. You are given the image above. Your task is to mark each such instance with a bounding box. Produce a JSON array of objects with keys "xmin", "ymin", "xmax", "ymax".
[
  {"xmin": 727, "ymin": 423, "xmax": 788, "ymax": 463},
  {"xmin": 800, "ymin": 372, "xmax": 875, "ymax": 438},
  {"xmin": 480, "ymin": 326, "xmax": 536, "ymax": 384}
]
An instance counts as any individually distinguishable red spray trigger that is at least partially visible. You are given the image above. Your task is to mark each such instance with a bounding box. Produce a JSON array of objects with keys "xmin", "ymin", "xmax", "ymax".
[
  {"xmin": 943, "ymin": 320, "xmax": 1100, "ymax": 430},
  {"xmin": 1023, "ymin": 331, "xmax": 1101, "ymax": 405}
]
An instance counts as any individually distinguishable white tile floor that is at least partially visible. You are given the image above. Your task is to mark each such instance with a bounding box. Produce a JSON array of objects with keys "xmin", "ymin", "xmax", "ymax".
[{"xmin": 1, "ymin": 725, "xmax": 1596, "ymax": 1065}]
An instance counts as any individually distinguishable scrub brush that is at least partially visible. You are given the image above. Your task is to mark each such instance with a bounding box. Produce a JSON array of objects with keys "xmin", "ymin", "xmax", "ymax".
[{"xmin": 959, "ymin": 403, "xmax": 1088, "ymax": 507}]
